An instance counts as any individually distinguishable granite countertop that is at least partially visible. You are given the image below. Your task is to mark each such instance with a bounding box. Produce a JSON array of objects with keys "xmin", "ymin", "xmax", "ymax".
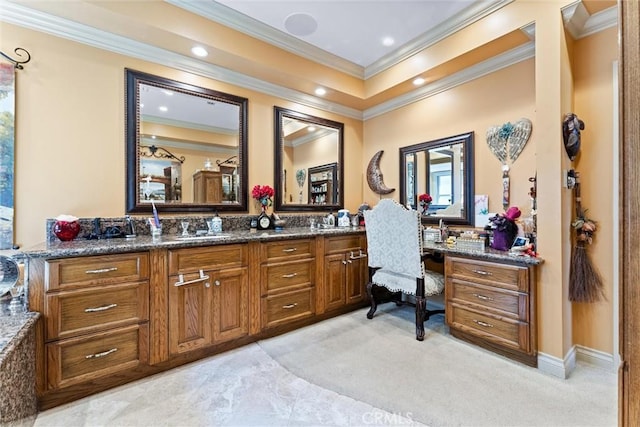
[
  {"xmin": 22, "ymin": 226, "xmax": 366, "ymax": 259},
  {"xmin": 422, "ymin": 241, "xmax": 543, "ymax": 265},
  {"xmin": 21, "ymin": 225, "xmax": 542, "ymax": 265},
  {"xmin": 0, "ymin": 298, "xmax": 40, "ymax": 359}
]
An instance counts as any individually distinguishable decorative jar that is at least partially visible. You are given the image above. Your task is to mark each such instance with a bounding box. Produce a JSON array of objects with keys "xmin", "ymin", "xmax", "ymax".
[{"xmin": 52, "ymin": 215, "xmax": 81, "ymax": 241}]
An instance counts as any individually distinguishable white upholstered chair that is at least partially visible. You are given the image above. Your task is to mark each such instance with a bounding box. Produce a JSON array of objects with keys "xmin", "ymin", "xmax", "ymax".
[{"xmin": 364, "ymin": 199, "xmax": 445, "ymax": 340}]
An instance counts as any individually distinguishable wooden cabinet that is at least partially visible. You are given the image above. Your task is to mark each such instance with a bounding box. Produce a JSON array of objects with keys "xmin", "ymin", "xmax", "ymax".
[
  {"xmin": 323, "ymin": 235, "xmax": 368, "ymax": 312},
  {"xmin": 193, "ymin": 170, "xmax": 222, "ymax": 203},
  {"xmin": 259, "ymin": 238, "xmax": 315, "ymax": 328},
  {"xmin": 444, "ymin": 256, "xmax": 537, "ymax": 366},
  {"xmin": 42, "ymin": 253, "xmax": 150, "ymax": 390},
  {"xmin": 167, "ymin": 245, "xmax": 248, "ymax": 356}
]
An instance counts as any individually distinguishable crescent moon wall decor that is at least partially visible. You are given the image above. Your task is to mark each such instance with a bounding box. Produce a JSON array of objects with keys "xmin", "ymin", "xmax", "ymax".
[{"xmin": 366, "ymin": 150, "xmax": 395, "ymax": 195}]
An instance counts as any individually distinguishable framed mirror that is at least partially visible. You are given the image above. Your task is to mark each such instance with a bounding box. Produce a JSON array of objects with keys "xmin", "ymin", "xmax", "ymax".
[
  {"xmin": 274, "ymin": 107, "xmax": 344, "ymax": 211},
  {"xmin": 125, "ymin": 69, "xmax": 248, "ymax": 213},
  {"xmin": 399, "ymin": 132, "xmax": 474, "ymax": 225}
]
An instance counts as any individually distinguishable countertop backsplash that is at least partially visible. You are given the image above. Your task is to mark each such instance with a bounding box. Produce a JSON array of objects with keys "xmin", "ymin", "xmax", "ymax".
[{"xmin": 45, "ymin": 213, "xmax": 330, "ymax": 242}]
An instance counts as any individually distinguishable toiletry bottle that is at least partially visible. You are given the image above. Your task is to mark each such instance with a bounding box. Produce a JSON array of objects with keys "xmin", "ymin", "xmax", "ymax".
[
  {"xmin": 327, "ymin": 212, "xmax": 335, "ymax": 227},
  {"xmin": 211, "ymin": 213, "xmax": 223, "ymax": 233}
]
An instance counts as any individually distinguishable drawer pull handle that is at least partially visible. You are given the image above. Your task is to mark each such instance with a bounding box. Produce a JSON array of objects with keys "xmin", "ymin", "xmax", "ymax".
[
  {"xmin": 473, "ymin": 319, "xmax": 493, "ymax": 328},
  {"xmin": 471, "ymin": 269, "xmax": 492, "ymax": 276},
  {"xmin": 349, "ymin": 250, "xmax": 367, "ymax": 260},
  {"xmin": 175, "ymin": 270, "xmax": 210, "ymax": 287},
  {"xmin": 282, "ymin": 303, "xmax": 298, "ymax": 309},
  {"xmin": 85, "ymin": 267, "xmax": 118, "ymax": 274},
  {"xmin": 473, "ymin": 293, "xmax": 493, "ymax": 301},
  {"xmin": 282, "ymin": 273, "xmax": 298, "ymax": 278},
  {"xmin": 85, "ymin": 347, "xmax": 118, "ymax": 359},
  {"xmin": 282, "ymin": 248, "xmax": 297, "ymax": 253},
  {"xmin": 84, "ymin": 303, "xmax": 118, "ymax": 313}
]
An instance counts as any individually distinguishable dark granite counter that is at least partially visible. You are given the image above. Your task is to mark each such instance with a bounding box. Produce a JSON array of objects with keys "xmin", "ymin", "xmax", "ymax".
[
  {"xmin": 22, "ymin": 225, "xmax": 542, "ymax": 265},
  {"xmin": 23, "ymin": 226, "xmax": 366, "ymax": 259},
  {"xmin": 0, "ymin": 298, "xmax": 40, "ymax": 423},
  {"xmin": 422, "ymin": 241, "xmax": 543, "ymax": 265}
]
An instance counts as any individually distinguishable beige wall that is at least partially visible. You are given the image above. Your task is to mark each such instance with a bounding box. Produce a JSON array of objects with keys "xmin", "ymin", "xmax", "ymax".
[
  {"xmin": 2, "ymin": 23, "xmax": 363, "ymax": 248},
  {"xmin": 571, "ymin": 27, "xmax": 618, "ymax": 353},
  {"xmin": 364, "ymin": 59, "xmax": 537, "ymax": 215},
  {"xmin": 1, "ymin": 8, "xmax": 617, "ymax": 358}
]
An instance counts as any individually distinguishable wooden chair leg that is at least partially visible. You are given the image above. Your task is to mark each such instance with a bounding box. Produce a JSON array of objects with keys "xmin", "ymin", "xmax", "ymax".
[
  {"xmin": 366, "ymin": 282, "xmax": 378, "ymax": 319},
  {"xmin": 415, "ymin": 296, "xmax": 426, "ymax": 341}
]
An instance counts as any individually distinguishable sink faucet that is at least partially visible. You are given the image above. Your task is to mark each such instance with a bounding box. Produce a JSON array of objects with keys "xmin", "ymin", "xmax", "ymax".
[{"xmin": 124, "ymin": 215, "xmax": 136, "ymax": 237}]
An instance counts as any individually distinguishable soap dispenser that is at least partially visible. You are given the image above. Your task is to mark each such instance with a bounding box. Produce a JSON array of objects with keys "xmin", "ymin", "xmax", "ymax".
[{"xmin": 210, "ymin": 213, "xmax": 223, "ymax": 233}]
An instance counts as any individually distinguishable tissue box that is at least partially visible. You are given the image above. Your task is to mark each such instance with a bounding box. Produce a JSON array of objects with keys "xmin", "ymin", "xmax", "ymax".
[{"xmin": 423, "ymin": 228, "xmax": 441, "ymax": 243}]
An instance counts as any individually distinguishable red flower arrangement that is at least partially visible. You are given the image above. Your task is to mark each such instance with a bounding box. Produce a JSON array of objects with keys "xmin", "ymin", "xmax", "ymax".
[
  {"xmin": 418, "ymin": 193, "xmax": 432, "ymax": 204},
  {"xmin": 252, "ymin": 185, "xmax": 274, "ymax": 208}
]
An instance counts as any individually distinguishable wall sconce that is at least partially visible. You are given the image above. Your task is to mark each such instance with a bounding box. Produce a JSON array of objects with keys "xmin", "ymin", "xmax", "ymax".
[
  {"xmin": 140, "ymin": 145, "xmax": 185, "ymax": 164},
  {"xmin": 216, "ymin": 155, "xmax": 238, "ymax": 167}
]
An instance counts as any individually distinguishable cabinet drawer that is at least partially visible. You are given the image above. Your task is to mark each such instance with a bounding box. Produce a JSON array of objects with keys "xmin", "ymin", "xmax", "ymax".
[
  {"xmin": 262, "ymin": 259, "xmax": 314, "ymax": 293},
  {"xmin": 261, "ymin": 239, "xmax": 314, "ymax": 262},
  {"xmin": 324, "ymin": 235, "xmax": 364, "ymax": 255},
  {"xmin": 448, "ymin": 303, "xmax": 530, "ymax": 353},
  {"xmin": 45, "ymin": 282, "xmax": 149, "ymax": 341},
  {"xmin": 448, "ymin": 280, "xmax": 527, "ymax": 320},
  {"xmin": 263, "ymin": 288, "xmax": 315, "ymax": 328},
  {"xmin": 46, "ymin": 323, "xmax": 148, "ymax": 390},
  {"xmin": 446, "ymin": 257, "xmax": 529, "ymax": 292},
  {"xmin": 46, "ymin": 252, "xmax": 149, "ymax": 291},
  {"xmin": 169, "ymin": 244, "xmax": 246, "ymax": 274}
]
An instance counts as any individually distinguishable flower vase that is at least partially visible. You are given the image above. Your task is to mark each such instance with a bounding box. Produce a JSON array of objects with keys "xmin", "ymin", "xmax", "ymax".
[{"xmin": 420, "ymin": 203, "xmax": 430, "ymax": 215}]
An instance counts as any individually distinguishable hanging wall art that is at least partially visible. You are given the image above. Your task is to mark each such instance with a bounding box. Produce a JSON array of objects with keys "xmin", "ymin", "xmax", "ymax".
[
  {"xmin": 486, "ymin": 118, "xmax": 532, "ymax": 210},
  {"xmin": 0, "ymin": 48, "xmax": 31, "ymax": 249}
]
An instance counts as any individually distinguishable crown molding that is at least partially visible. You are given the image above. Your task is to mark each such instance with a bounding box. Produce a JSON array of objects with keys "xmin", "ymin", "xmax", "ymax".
[
  {"xmin": 364, "ymin": 42, "xmax": 535, "ymax": 120},
  {"xmin": 166, "ymin": 0, "xmax": 365, "ymax": 79},
  {"xmin": 365, "ymin": 0, "xmax": 513, "ymax": 79},
  {"xmin": 562, "ymin": 2, "xmax": 617, "ymax": 40},
  {"xmin": 0, "ymin": 0, "xmax": 363, "ymax": 120}
]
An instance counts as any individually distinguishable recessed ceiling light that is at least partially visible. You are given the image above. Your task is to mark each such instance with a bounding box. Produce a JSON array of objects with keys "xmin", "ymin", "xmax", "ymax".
[
  {"xmin": 162, "ymin": 90, "xmax": 174, "ymax": 96},
  {"xmin": 382, "ymin": 36, "xmax": 395, "ymax": 47},
  {"xmin": 191, "ymin": 46, "xmax": 208, "ymax": 57},
  {"xmin": 159, "ymin": 106, "xmax": 168, "ymax": 112},
  {"xmin": 413, "ymin": 77, "xmax": 425, "ymax": 86},
  {"xmin": 307, "ymin": 126, "xmax": 316, "ymax": 132},
  {"xmin": 315, "ymin": 87, "xmax": 326, "ymax": 96},
  {"xmin": 151, "ymin": 135, "xmax": 156, "ymax": 139}
]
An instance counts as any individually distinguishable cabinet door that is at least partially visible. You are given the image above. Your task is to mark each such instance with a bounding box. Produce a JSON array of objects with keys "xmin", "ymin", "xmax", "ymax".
[
  {"xmin": 212, "ymin": 267, "xmax": 249, "ymax": 343},
  {"xmin": 168, "ymin": 272, "xmax": 213, "ymax": 356},
  {"xmin": 324, "ymin": 253, "xmax": 346, "ymax": 311},
  {"xmin": 346, "ymin": 254, "xmax": 367, "ymax": 304}
]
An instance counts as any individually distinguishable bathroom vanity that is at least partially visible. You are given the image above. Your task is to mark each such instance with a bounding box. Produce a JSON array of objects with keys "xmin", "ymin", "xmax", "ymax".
[{"xmin": 22, "ymin": 224, "xmax": 540, "ymax": 410}]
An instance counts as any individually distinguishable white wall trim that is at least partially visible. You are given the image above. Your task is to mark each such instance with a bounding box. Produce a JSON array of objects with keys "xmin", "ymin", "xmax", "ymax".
[
  {"xmin": 612, "ymin": 60, "xmax": 621, "ymax": 372},
  {"xmin": 576, "ymin": 345, "xmax": 616, "ymax": 372},
  {"xmin": 538, "ymin": 346, "xmax": 576, "ymax": 379}
]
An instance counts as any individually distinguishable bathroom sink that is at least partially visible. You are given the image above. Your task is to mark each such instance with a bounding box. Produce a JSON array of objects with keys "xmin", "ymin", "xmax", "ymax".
[{"xmin": 173, "ymin": 234, "xmax": 231, "ymax": 241}]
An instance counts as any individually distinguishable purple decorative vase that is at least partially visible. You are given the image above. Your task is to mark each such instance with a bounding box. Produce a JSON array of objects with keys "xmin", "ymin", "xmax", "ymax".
[{"xmin": 491, "ymin": 229, "xmax": 516, "ymax": 251}]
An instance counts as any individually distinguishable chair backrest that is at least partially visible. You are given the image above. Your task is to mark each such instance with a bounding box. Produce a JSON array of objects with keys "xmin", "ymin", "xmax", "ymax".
[{"xmin": 364, "ymin": 199, "xmax": 423, "ymax": 279}]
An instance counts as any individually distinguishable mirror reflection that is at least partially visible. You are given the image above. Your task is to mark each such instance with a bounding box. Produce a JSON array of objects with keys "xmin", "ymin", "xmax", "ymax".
[
  {"xmin": 274, "ymin": 107, "xmax": 344, "ymax": 211},
  {"xmin": 400, "ymin": 132, "xmax": 475, "ymax": 225},
  {"xmin": 126, "ymin": 69, "xmax": 248, "ymax": 213}
]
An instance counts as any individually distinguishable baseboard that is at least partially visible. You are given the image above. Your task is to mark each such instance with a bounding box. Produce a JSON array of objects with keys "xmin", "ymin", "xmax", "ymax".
[
  {"xmin": 576, "ymin": 344, "xmax": 617, "ymax": 372},
  {"xmin": 538, "ymin": 345, "xmax": 617, "ymax": 377},
  {"xmin": 537, "ymin": 346, "xmax": 576, "ymax": 378}
]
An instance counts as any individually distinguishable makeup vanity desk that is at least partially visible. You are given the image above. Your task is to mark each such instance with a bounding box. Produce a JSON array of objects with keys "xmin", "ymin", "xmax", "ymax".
[{"xmin": 422, "ymin": 241, "xmax": 543, "ymax": 367}]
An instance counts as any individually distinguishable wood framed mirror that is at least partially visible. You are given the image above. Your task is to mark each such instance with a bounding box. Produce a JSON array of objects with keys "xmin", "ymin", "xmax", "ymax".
[
  {"xmin": 399, "ymin": 132, "xmax": 475, "ymax": 225},
  {"xmin": 125, "ymin": 69, "xmax": 248, "ymax": 213},
  {"xmin": 274, "ymin": 107, "xmax": 344, "ymax": 211}
]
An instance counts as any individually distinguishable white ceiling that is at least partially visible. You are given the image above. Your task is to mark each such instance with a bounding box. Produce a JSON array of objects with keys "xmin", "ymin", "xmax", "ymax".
[{"xmin": 213, "ymin": 0, "xmax": 478, "ymax": 68}]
